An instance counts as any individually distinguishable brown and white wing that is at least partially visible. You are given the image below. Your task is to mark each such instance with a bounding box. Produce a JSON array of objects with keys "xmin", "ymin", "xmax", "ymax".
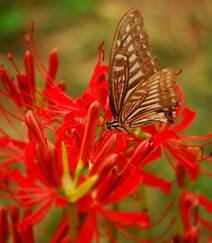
[
  {"xmin": 108, "ymin": 8, "xmax": 159, "ymax": 118},
  {"xmin": 120, "ymin": 68, "xmax": 181, "ymax": 127}
]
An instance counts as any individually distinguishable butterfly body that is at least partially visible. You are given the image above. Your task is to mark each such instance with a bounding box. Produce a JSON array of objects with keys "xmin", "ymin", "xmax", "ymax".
[{"xmin": 107, "ymin": 9, "xmax": 181, "ymax": 130}]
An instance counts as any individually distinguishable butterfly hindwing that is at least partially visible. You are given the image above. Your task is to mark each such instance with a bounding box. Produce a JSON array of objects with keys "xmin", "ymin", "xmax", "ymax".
[{"xmin": 124, "ymin": 68, "xmax": 180, "ymax": 127}]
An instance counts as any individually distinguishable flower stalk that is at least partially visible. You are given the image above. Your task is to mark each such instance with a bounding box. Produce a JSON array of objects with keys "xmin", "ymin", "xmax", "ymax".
[{"xmin": 68, "ymin": 203, "xmax": 79, "ymax": 242}]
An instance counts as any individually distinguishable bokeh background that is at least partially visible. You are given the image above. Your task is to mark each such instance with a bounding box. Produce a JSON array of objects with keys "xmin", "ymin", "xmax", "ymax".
[{"xmin": 0, "ymin": 0, "xmax": 211, "ymax": 242}]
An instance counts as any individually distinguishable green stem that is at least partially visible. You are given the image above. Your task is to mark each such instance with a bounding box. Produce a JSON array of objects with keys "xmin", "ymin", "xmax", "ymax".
[{"xmin": 68, "ymin": 203, "xmax": 79, "ymax": 242}]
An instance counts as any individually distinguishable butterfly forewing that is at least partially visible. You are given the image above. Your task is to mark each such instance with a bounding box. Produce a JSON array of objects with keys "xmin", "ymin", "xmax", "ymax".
[
  {"xmin": 108, "ymin": 9, "xmax": 159, "ymax": 116},
  {"xmin": 108, "ymin": 9, "xmax": 180, "ymax": 129}
]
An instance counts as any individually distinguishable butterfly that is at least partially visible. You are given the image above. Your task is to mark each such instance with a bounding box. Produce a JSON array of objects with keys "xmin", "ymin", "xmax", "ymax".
[{"xmin": 106, "ymin": 9, "xmax": 181, "ymax": 130}]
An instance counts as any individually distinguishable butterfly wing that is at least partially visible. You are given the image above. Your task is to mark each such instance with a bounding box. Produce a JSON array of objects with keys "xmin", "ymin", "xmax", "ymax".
[
  {"xmin": 119, "ymin": 68, "xmax": 180, "ymax": 127},
  {"xmin": 108, "ymin": 8, "xmax": 159, "ymax": 119}
]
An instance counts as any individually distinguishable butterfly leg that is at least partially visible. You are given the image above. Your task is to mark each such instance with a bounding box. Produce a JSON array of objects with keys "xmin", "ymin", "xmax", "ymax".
[{"xmin": 120, "ymin": 126, "xmax": 130, "ymax": 134}]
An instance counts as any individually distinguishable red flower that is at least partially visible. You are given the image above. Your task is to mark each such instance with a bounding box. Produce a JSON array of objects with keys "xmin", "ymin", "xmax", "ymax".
[
  {"xmin": 51, "ymin": 99, "xmax": 175, "ymax": 242},
  {"xmin": 179, "ymin": 191, "xmax": 212, "ymax": 241},
  {"xmin": 142, "ymin": 105, "xmax": 212, "ymax": 180},
  {"xmin": 0, "ymin": 24, "xmax": 211, "ymax": 243}
]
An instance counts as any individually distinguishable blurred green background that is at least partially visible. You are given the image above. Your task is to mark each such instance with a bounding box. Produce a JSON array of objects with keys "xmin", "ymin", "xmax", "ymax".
[{"xmin": 0, "ymin": 0, "xmax": 211, "ymax": 242}]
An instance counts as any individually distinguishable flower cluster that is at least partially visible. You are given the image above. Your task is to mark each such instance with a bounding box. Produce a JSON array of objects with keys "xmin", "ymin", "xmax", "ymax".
[{"xmin": 0, "ymin": 26, "xmax": 211, "ymax": 243}]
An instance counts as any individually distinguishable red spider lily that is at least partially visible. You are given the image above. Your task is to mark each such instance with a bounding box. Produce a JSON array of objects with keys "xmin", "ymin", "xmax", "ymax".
[
  {"xmin": 142, "ymin": 105, "xmax": 212, "ymax": 180},
  {"xmin": 179, "ymin": 191, "xmax": 212, "ymax": 242},
  {"xmin": 50, "ymin": 100, "xmax": 175, "ymax": 242},
  {"xmin": 0, "ymin": 25, "xmax": 211, "ymax": 243},
  {"xmin": 25, "ymin": 111, "xmax": 60, "ymax": 187},
  {"xmin": 52, "ymin": 101, "xmax": 150, "ymax": 242}
]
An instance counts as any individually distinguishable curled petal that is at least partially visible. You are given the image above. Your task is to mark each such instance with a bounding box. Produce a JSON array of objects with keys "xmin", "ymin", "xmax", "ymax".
[
  {"xmin": 47, "ymin": 49, "xmax": 59, "ymax": 88},
  {"xmin": 198, "ymin": 215, "xmax": 212, "ymax": 231},
  {"xmin": 198, "ymin": 194, "xmax": 212, "ymax": 213},
  {"xmin": 25, "ymin": 111, "xmax": 46, "ymax": 148},
  {"xmin": 50, "ymin": 214, "xmax": 68, "ymax": 243},
  {"xmin": 78, "ymin": 101, "xmax": 100, "ymax": 165},
  {"xmin": 142, "ymin": 171, "xmax": 172, "ymax": 194},
  {"xmin": 183, "ymin": 226, "xmax": 199, "ymax": 243},
  {"xmin": 95, "ymin": 134, "xmax": 117, "ymax": 166},
  {"xmin": 102, "ymin": 166, "xmax": 143, "ymax": 205},
  {"xmin": 24, "ymin": 51, "xmax": 35, "ymax": 99},
  {"xmin": 172, "ymin": 107, "xmax": 196, "ymax": 134},
  {"xmin": 77, "ymin": 213, "xmax": 96, "ymax": 243},
  {"xmin": 100, "ymin": 208, "xmax": 149, "ymax": 228},
  {"xmin": 180, "ymin": 192, "xmax": 198, "ymax": 231},
  {"xmin": 19, "ymin": 200, "xmax": 53, "ymax": 227}
]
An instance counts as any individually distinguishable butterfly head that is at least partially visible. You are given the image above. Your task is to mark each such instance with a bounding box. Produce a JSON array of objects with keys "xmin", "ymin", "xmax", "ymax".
[
  {"xmin": 106, "ymin": 121, "xmax": 112, "ymax": 130},
  {"xmin": 106, "ymin": 120, "xmax": 130, "ymax": 133},
  {"xmin": 106, "ymin": 120, "xmax": 119, "ymax": 130}
]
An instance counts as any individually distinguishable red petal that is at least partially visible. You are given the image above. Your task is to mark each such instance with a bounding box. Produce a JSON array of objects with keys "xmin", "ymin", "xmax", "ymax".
[
  {"xmin": 24, "ymin": 51, "xmax": 35, "ymax": 98},
  {"xmin": 19, "ymin": 200, "xmax": 53, "ymax": 227},
  {"xmin": 25, "ymin": 141, "xmax": 36, "ymax": 169},
  {"xmin": 166, "ymin": 143, "xmax": 199, "ymax": 179},
  {"xmin": 208, "ymin": 235, "xmax": 212, "ymax": 243},
  {"xmin": 128, "ymin": 140, "xmax": 152, "ymax": 166},
  {"xmin": 45, "ymin": 86, "xmax": 75, "ymax": 108},
  {"xmin": 198, "ymin": 194, "xmax": 212, "ymax": 213},
  {"xmin": 180, "ymin": 192, "xmax": 197, "ymax": 231},
  {"xmin": 17, "ymin": 73, "xmax": 33, "ymax": 108},
  {"xmin": 102, "ymin": 166, "xmax": 143, "ymax": 205},
  {"xmin": 47, "ymin": 49, "xmax": 59, "ymax": 87},
  {"xmin": 89, "ymin": 61, "xmax": 108, "ymax": 90},
  {"xmin": 0, "ymin": 207, "xmax": 8, "ymax": 243},
  {"xmin": 142, "ymin": 171, "xmax": 172, "ymax": 194},
  {"xmin": 141, "ymin": 124, "xmax": 157, "ymax": 136},
  {"xmin": 154, "ymin": 130, "xmax": 176, "ymax": 145},
  {"xmin": 90, "ymin": 153, "xmax": 117, "ymax": 179},
  {"xmin": 25, "ymin": 111, "xmax": 46, "ymax": 148},
  {"xmin": 79, "ymin": 101, "xmax": 100, "ymax": 165},
  {"xmin": 180, "ymin": 133, "xmax": 212, "ymax": 141},
  {"xmin": 77, "ymin": 213, "xmax": 96, "ymax": 243},
  {"xmin": 95, "ymin": 134, "xmax": 117, "ymax": 166},
  {"xmin": 142, "ymin": 146, "xmax": 162, "ymax": 165},
  {"xmin": 11, "ymin": 207, "xmax": 22, "ymax": 242},
  {"xmin": 0, "ymin": 66, "xmax": 22, "ymax": 105},
  {"xmin": 50, "ymin": 214, "xmax": 68, "ymax": 243},
  {"xmin": 90, "ymin": 134, "xmax": 117, "ymax": 175},
  {"xmin": 183, "ymin": 226, "xmax": 199, "ymax": 243},
  {"xmin": 198, "ymin": 215, "xmax": 212, "ymax": 231},
  {"xmin": 100, "ymin": 208, "xmax": 149, "ymax": 228},
  {"xmin": 172, "ymin": 107, "xmax": 196, "ymax": 134},
  {"xmin": 21, "ymin": 208, "xmax": 35, "ymax": 243},
  {"xmin": 9, "ymin": 169, "xmax": 36, "ymax": 188}
]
